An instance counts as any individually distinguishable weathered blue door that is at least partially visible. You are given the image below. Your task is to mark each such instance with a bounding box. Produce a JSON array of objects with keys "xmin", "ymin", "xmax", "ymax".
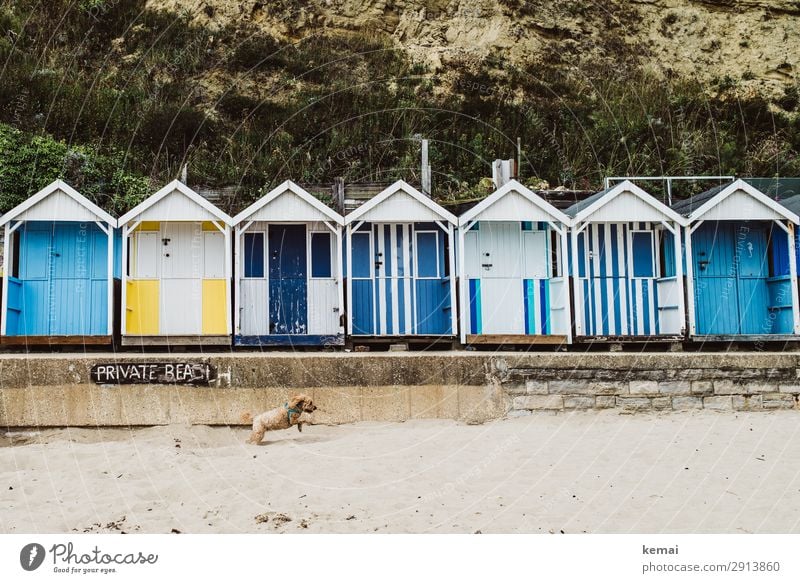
[
  {"xmin": 693, "ymin": 222, "xmax": 770, "ymax": 334},
  {"xmin": 14, "ymin": 222, "xmax": 108, "ymax": 336},
  {"xmin": 268, "ymin": 224, "xmax": 308, "ymax": 334}
]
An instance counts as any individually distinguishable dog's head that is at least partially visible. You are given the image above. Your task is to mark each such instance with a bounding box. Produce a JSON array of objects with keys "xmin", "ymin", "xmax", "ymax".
[{"xmin": 290, "ymin": 394, "xmax": 317, "ymax": 413}]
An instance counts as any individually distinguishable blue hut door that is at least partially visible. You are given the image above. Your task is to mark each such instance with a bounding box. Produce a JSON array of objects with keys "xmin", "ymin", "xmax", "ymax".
[
  {"xmin": 269, "ymin": 224, "xmax": 308, "ymax": 334},
  {"xmin": 693, "ymin": 223, "xmax": 769, "ymax": 334},
  {"xmin": 17, "ymin": 223, "xmax": 107, "ymax": 336}
]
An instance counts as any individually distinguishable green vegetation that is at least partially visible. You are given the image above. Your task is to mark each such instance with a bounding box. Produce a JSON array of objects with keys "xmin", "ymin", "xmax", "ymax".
[{"xmin": 0, "ymin": 0, "xmax": 798, "ymax": 212}]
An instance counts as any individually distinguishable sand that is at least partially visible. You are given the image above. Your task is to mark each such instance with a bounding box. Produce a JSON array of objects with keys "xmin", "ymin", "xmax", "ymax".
[{"xmin": 2, "ymin": 410, "xmax": 800, "ymax": 534}]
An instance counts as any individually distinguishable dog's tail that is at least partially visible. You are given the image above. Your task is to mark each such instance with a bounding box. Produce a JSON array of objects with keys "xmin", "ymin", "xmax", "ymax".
[{"xmin": 240, "ymin": 411, "xmax": 254, "ymax": 425}]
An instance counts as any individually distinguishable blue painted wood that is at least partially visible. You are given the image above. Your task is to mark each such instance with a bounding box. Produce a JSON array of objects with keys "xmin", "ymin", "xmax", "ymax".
[
  {"xmin": 351, "ymin": 279, "xmax": 374, "ymax": 334},
  {"xmin": 10, "ymin": 222, "xmax": 109, "ymax": 336},
  {"xmin": 268, "ymin": 224, "xmax": 308, "ymax": 335},
  {"xmin": 415, "ymin": 279, "xmax": 450, "ymax": 334},
  {"xmin": 631, "ymin": 232, "xmax": 654, "ymax": 277},
  {"xmin": 693, "ymin": 222, "xmax": 775, "ymax": 336},
  {"xmin": 234, "ymin": 334, "xmax": 344, "ymax": 346}
]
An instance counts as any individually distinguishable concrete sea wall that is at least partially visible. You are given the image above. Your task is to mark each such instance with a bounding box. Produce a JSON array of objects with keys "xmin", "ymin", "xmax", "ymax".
[{"xmin": 1, "ymin": 352, "xmax": 799, "ymax": 427}]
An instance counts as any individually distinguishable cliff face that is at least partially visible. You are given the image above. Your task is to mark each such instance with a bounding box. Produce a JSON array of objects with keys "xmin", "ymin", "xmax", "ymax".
[{"xmin": 146, "ymin": 0, "xmax": 800, "ymax": 97}]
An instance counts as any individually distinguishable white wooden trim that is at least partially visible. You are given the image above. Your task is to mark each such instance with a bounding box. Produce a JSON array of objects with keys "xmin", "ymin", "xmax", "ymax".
[
  {"xmin": 448, "ymin": 222, "xmax": 457, "ymax": 338},
  {"xmin": 459, "ymin": 179, "xmax": 571, "ymax": 226},
  {"xmin": 0, "ymin": 179, "xmax": 116, "ymax": 226},
  {"xmin": 336, "ymin": 226, "xmax": 344, "ymax": 335},
  {"xmin": 231, "ymin": 180, "xmax": 344, "ymax": 226},
  {"xmin": 345, "ymin": 180, "xmax": 457, "ymax": 225},
  {"xmin": 121, "ymin": 224, "xmax": 129, "ymax": 336},
  {"xmin": 559, "ymin": 226, "xmax": 573, "ymax": 343},
  {"xmin": 345, "ymin": 224, "xmax": 353, "ymax": 335},
  {"xmin": 1, "ymin": 223, "xmax": 10, "ymax": 335},
  {"xmin": 106, "ymin": 224, "xmax": 113, "ymax": 336},
  {"xmin": 786, "ymin": 222, "xmax": 800, "ymax": 334},
  {"xmin": 570, "ymin": 180, "xmax": 687, "ymax": 226},
  {"xmin": 673, "ymin": 222, "xmax": 686, "ymax": 336},
  {"xmin": 458, "ymin": 225, "xmax": 467, "ymax": 344},
  {"xmin": 224, "ymin": 225, "xmax": 232, "ymax": 335},
  {"xmin": 118, "ymin": 180, "xmax": 232, "ymax": 226},
  {"xmin": 570, "ymin": 229, "xmax": 582, "ymax": 336},
  {"xmin": 684, "ymin": 226, "xmax": 696, "ymax": 336},
  {"xmin": 685, "ymin": 179, "xmax": 800, "ymax": 224},
  {"xmin": 234, "ymin": 225, "xmax": 241, "ymax": 336}
]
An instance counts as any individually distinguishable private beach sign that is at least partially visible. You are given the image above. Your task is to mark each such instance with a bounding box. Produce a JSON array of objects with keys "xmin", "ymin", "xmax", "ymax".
[{"xmin": 90, "ymin": 362, "xmax": 217, "ymax": 385}]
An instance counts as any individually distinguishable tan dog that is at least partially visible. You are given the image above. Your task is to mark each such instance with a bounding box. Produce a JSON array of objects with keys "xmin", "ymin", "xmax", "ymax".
[{"xmin": 241, "ymin": 394, "xmax": 317, "ymax": 444}]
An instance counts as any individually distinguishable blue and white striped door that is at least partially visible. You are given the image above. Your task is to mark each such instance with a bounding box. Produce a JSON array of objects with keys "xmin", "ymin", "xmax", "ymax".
[{"xmin": 576, "ymin": 223, "xmax": 659, "ymax": 336}]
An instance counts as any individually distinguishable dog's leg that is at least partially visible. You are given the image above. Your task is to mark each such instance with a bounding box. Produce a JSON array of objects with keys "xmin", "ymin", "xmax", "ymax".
[
  {"xmin": 297, "ymin": 422, "xmax": 303, "ymax": 433},
  {"xmin": 247, "ymin": 429, "xmax": 266, "ymax": 444}
]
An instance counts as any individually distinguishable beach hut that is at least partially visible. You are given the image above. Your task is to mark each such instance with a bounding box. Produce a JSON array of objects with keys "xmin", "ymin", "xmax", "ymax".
[
  {"xmin": 231, "ymin": 181, "xmax": 345, "ymax": 347},
  {"xmin": 0, "ymin": 180, "xmax": 117, "ymax": 344},
  {"xmin": 118, "ymin": 180, "xmax": 233, "ymax": 346},
  {"xmin": 457, "ymin": 179, "xmax": 573, "ymax": 345},
  {"xmin": 565, "ymin": 180, "xmax": 687, "ymax": 340},
  {"xmin": 673, "ymin": 179, "xmax": 800, "ymax": 339},
  {"xmin": 344, "ymin": 180, "xmax": 458, "ymax": 340}
]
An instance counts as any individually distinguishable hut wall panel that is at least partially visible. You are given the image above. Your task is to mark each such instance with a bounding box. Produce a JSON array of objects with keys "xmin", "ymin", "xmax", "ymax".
[
  {"xmin": 414, "ymin": 279, "xmax": 450, "ymax": 334},
  {"xmin": 201, "ymin": 280, "xmax": 227, "ymax": 334},
  {"xmin": 162, "ymin": 223, "xmax": 203, "ymax": 279},
  {"xmin": 137, "ymin": 192, "xmax": 219, "ymax": 222},
  {"xmin": 125, "ymin": 280, "xmax": 159, "ymax": 335},
  {"xmin": 239, "ymin": 279, "xmax": 269, "ymax": 336},
  {"xmin": 700, "ymin": 189, "xmax": 785, "ymax": 222},
  {"xmin": 161, "ymin": 279, "xmax": 202, "ymax": 335},
  {"xmin": 481, "ymin": 278, "xmax": 524, "ymax": 334},
  {"xmin": 308, "ymin": 279, "xmax": 338, "ymax": 334},
  {"xmin": 4, "ymin": 278, "xmax": 22, "ymax": 335},
  {"xmin": 20, "ymin": 280, "xmax": 48, "ymax": 335},
  {"xmin": 247, "ymin": 195, "xmax": 331, "ymax": 223},
  {"xmin": 766, "ymin": 277, "xmax": 793, "ymax": 334},
  {"xmin": 586, "ymin": 191, "xmax": 673, "ymax": 223},
  {"xmin": 351, "ymin": 280, "xmax": 374, "ymax": 334},
  {"xmin": 17, "ymin": 189, "xmax": 99, "ymax": 223},
  {"xmin": 473, "ymin": 190, "xmax": 559, "ymax": 223},
  {"xmin": 737, "ymin": 278, "xmax": 771, "ymax": 334},
  {"xmin": 358, "ymin": 191, "xmax": 441, "ymax": 223},
  {"xmin": 548, "ymin": 278, "xmax": 569, "ymax": 335},
  {"xmin": 656, "ymin": 277, "xmax": 682, "ymax": 335}
]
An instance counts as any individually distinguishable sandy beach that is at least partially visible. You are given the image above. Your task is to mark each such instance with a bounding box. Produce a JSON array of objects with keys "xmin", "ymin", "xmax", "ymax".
[{"xmin": 2, "ymin": 411, "xmax": 800, "ymax": 534}]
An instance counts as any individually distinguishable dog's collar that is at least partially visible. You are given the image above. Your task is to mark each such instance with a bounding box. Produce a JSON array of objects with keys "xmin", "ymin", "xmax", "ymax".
[{"xmin": 284, "ymin": 402, "xmax": 302, "ymax": 424}]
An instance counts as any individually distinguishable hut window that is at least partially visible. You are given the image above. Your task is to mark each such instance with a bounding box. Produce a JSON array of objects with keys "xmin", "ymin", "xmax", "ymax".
[
  {"xmin": 311, "ymin": 232, "xmax": 332, "ymax": 278},
  {"xmin": 767, "ymin": 225, "xmax": 790, "ymax": 277},
  {"xmin": 631, "ymin": 231, "xmax": 654, "ymax": 278},
  {"xmin": 11, "ymin": 231, "xmax": 20, "ymax": 278},
  {"xmin": 658, "ymin": 231, "xmax": 676, "ymax": 278},
  {"xmin": 351, "ymin": 232, "xmax": 372, "ymax": 278},
  {"xmin": 243, "ymin": 232, "xmax": 265, "ymax": 278},
  {"xmin": 415, "ymin": 231, "xmax": 440, "ymax": 278},
  {"xmin": 550, "ymin": 230, "xmax": 561, "ymax": 277}
]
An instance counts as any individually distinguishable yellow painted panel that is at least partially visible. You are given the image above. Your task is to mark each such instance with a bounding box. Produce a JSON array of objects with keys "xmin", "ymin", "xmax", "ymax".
[
  {"xmin": 202, "ymin": 221, "xmax": 221, "ymax": 232},
  {"xmin": 202, "ymin": 279, "xmax": 228, "ymax": 334},
  {"xmin": 134, "ymin": 221, "xmax": 160, "ymax": 232},
  {"xmin": 126, "ymin": 280, "xmax": 159, "ymax": 335}
]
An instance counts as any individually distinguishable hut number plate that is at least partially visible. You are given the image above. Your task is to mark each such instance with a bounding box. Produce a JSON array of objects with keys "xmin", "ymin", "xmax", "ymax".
[{"xmin": 91, "ymin": 363, "xmax": 217, "ymax": 385}]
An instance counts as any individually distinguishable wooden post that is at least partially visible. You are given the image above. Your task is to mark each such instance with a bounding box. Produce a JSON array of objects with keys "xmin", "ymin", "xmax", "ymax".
[
  {"xmin": 225, "ymin": 225, "xmax": 232, "ymax": 336},
  {"xmin": 421, "ymin": 139, "xmax": 431, "ymax": 197},
  {"xmin": 458, "ymin": 223, "xmax": 467, "ymax": 344},
  {"xmin": 233, "ymin": 224, "xmax": 241, "ymax": 337}
]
